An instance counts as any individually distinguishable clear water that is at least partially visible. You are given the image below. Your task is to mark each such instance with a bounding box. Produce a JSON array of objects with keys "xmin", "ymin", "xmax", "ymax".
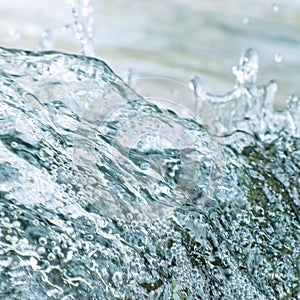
[
  {"xmin": 0, "ymin": 1, "xmax": 299, "ymax": 300},
  {"xmin": 1, "ymin": 0, "xmax": 300, "ymax": 106}
]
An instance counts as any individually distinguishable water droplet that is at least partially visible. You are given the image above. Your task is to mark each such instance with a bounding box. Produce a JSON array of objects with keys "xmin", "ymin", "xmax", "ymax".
[
  {"xmin": 274, "ymin": 53, "xmax": 282, "ymax": 63},
  {"xmin": 126, "ymin": 213, "xmax": 133, "ymax": 221},
  {"xmin": 242, "ymin": 18, "xmax": 249, "ymax": 25},
  {"xmin": 272, "ymin": 3, "xmax": 279, "ymax": 13},
  {"xmin": 86, "ymin": 234, "xmax": 94, "ymax": 241}
]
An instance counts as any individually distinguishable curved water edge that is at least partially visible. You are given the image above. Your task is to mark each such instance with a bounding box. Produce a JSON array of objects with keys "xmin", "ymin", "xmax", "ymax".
[{"xmin": 0, "ymin": 45, "xmax": 299, "ymax": 299}]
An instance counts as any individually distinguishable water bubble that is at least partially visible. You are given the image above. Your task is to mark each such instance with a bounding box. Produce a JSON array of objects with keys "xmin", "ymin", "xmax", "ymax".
[
  {"xmin": 10, "ymin": 141, "xmax": 18, "ymax": 148},
  {"xmin": 47, "ymin": 253, "xmax": 56, "ymax": 261},
  {"xmin": 39, "ymin": 237, "xmax": 47, "ymax": 245},
  {"xmin": 86, "ymin": 234, "xmax": 94, "ymax": 241},
  {"xmin": 52, "ymin": 246, "xmax": 62, "ymax": 255}
]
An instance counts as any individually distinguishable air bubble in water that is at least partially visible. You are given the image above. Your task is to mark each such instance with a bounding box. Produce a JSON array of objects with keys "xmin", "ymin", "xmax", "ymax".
[
  {"xmin": 39, "ymin": 237, "xmax": 47, "ymax": 245},
  {"xmin": 10, "ymin": 141, "xmax": 18, "ymax": 148},
  {"xmin": 47, "ymin": 253, "xmax": 56, "ymax": 261}
]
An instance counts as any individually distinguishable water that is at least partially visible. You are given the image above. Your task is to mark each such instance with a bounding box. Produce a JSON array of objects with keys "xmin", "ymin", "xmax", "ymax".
[
  {"xmin": 68, "ymin": 0, "xmax": 94, "ymax": 56},
  {"xmin": 1, "ymin": 0, "xmax": 300, "ymax": 106},
  {"xmin": 0, "ymin": 1, "xmax": 300, "ymax": 300}
]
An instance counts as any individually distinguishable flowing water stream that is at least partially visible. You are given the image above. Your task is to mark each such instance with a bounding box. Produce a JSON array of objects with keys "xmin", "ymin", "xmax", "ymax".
[{"xmin": 0, "ymin": 1, "xmax": 299, "ymax": 299}]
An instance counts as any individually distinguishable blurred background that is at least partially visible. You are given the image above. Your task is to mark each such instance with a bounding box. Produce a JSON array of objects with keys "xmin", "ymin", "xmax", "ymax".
[{"xmin": 0, "ymin": 0, "xmax": 299, "ymax": 108}]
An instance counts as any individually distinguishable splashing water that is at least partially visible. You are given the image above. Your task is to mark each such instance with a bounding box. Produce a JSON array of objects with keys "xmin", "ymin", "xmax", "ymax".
[
  {"xmin": 67, "ymin": 0, "xmax": 95, "ymax": 56},
  {"xmin": 0, "ymin": 2, "xmax": 299, "ymax": 300}
]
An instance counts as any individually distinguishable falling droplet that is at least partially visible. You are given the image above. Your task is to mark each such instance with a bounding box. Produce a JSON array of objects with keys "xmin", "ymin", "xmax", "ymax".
[
  {"xmin": 242, "ymin": 18, "xmax": 249, "ymax": 25},
  {"xmin": 272, "ymin": 3, "xmax": 279, "ymax": 13},
  {"xmin": 274, "ymin": 53, "xmax": 282, "ymax": 63}
]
